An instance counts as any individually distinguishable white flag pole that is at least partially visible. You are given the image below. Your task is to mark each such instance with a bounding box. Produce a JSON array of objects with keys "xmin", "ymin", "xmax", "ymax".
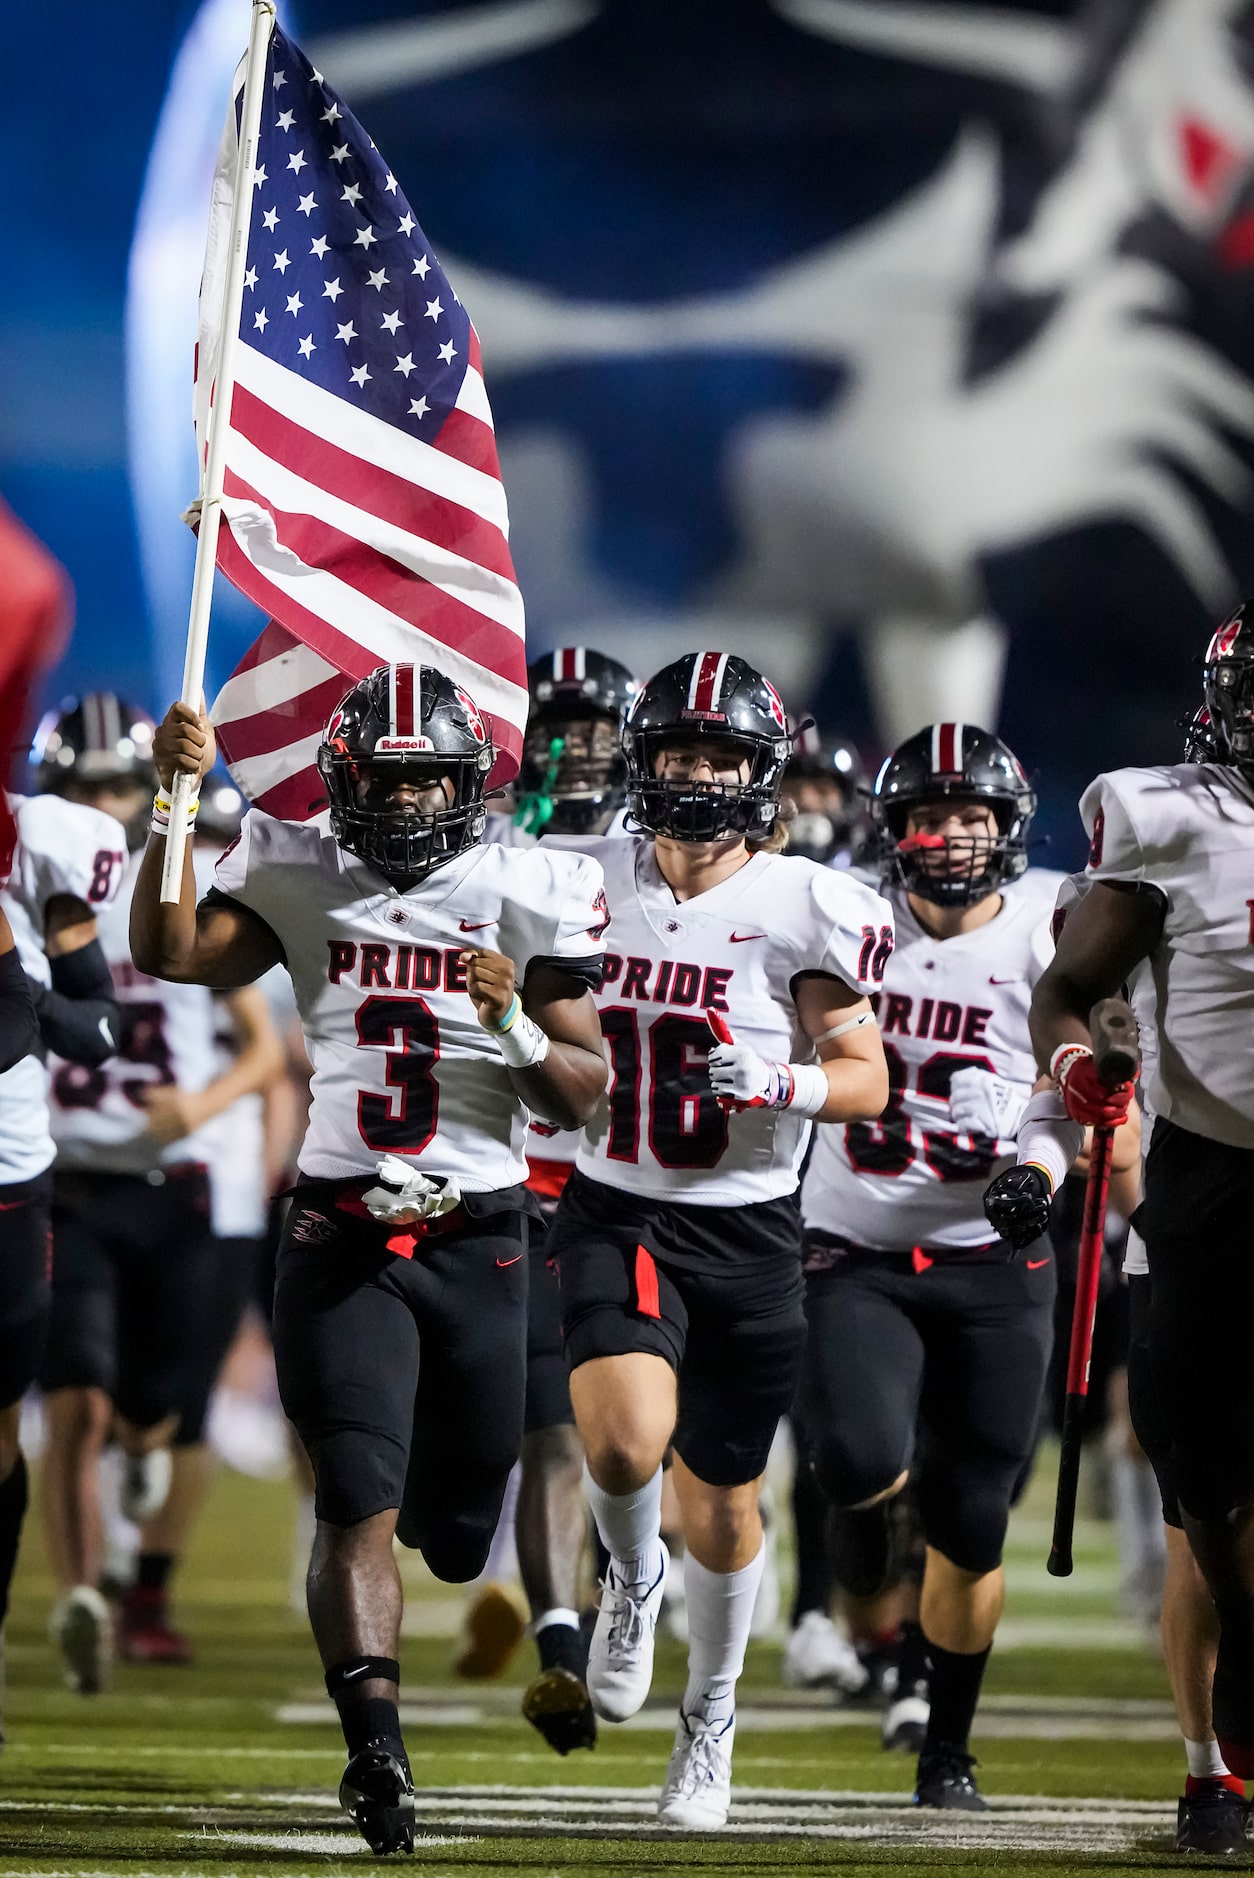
[{"xmin": 161, "ymin": 0, "xmax": 276, "ymax": 904}]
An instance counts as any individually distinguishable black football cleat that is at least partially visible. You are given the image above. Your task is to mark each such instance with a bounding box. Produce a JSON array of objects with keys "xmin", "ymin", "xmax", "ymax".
[
  {"xmin": 1175, "ymin": 1784, "xmax": 1249, "ymax": 1856},
  {"xmin": 522, "ymin": 1620, "xmax": 597, "ymax": 1756},
  {"xmin": 339, "ymin": 1740, "xmax": 415, "ymax": 1855},
  {"xmin": 914, "ymin": 1743, "xmax": 988, "ymax": 1812}
]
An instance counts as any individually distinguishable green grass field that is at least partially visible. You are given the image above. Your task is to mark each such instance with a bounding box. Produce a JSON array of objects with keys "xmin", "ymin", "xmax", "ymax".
[{"xmin": 0, "ymin": 1451, "xmax": 1204, "ymax": 1877}]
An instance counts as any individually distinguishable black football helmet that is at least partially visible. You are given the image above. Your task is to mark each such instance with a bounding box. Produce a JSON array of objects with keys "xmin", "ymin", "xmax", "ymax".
[
  {"xmin": 515, "ymin": 647, "xmax": 640, "ymax": 834},
  {"xmin": 318, "ymin": 663, "xmax": 493, "ymax": 881},
  {"xmin": 1202, "ymin": 605, "xmax": 1254, "ymax": 775},
  {"xmin": 872, "ymin": 722, "xmax": 1036, "ymax": 906},
  {"xmin": 624, "ymin": 651, "xmax": 792, "ymax": 842},
  {"xmin": 783, "ymin": 725, "xmax": 868, "ymax": 864},
  {"xmin": 1183, "ymin": 706, "xmax": 1220, "ymax": 765},
  {"xmin": 33, "ymin": 693, "xmax": 157, "ymax": 793}
]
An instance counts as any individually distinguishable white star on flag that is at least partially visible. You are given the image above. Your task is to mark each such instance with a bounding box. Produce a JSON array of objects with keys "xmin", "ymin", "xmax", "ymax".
[
  {"xmin": 285, "ymin": 291, "xmax": 303, "ymax": 316},
  {"xmin": 335, "ymin": 320, "xmax": 357, "ymax": 343},
  {"xmin": 349, "ymin": 362, "xmax": 371, "ymax": 386},
  {"xmin": 272, "ymin": 248, "xmax": 290, "ymax": 273},
  {"xmin": 394, "ymin": 353, "xmax": 415, "ymax": 377},
  {"xmin": 298, "ymin": 334, "xmax": 316, "ymax": 359},
  {"xmin": 323, "ymin": 278, "xmax": 343, "ymax": 301},
  {"xmin": 381, "ymin": 309, "xmax": 402, "ymax": 333},
  {"xmin": 310, "ymin": 235, "xmax": 329, "ymax": 258},
  {"xmin": 297, "ymin": 192, "xmax": 317, "ymax": 216},
  {"xmin": 287, "ymin": 150, "xmax": 307, "ymax": 173},
  {"xmin": 424, "ymin": 298, "xmax": 443, "ymax": 322}
]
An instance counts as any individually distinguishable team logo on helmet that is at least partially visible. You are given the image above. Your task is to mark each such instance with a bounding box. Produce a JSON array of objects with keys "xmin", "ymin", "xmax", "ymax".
[
  {"xmin": 763, "ymin": 680, "xmax": 788, "ymax": 732},
  {"xmin": 454, "ymin": 686, "xmax": 488, "ymax": 744},
  {"xmin": 1208, "ymin": 614, "xmax": 1244, "ymax": 662}
]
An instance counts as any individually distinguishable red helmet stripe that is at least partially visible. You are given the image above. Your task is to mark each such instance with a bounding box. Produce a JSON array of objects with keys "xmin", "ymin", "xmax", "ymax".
[
  {"xmin": 392, "ymin": 663, "xmax": 417, "ymax": 738},
  {"xmin": 932, "ymin": 722, "xmax": 963, "ymax": 775},
  {"xmin": 689, "ymin": 650, "xmax": 729, "ymax": 715}
]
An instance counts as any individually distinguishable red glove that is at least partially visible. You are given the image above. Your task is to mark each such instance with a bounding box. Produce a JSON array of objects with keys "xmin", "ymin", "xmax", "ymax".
[{"xmin": 1052, "ymin": 1045, "xmax": 1134, "ymax": 1128}]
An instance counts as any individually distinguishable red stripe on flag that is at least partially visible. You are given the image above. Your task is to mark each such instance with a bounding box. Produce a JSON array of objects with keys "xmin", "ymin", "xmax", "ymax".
[
  {"xmin": 693, "ymin": 651, "xmax": 722, "ymax": 714},
  {"xmin": 937, "ymin": 723, "xmax": 958, "ymax": 773},
  {"xmin": 468, "ymin": 327, "xmax": 483, "ymax": 375},
  {"xmin": 214, "ymin": 530, "xmax": 523, "ymax": 789},
  {"xmin": 427, "ymin": 406, "xmax": 501, "ymax": 478},
  {"xmin": 394, "ymin": 663, "xmax": 416, "ymax": 736},
  {"xmin": 215, "ymin": 671, "xmax": 349, "ymax": 763},
  {"xmin": 250, "ymin": 763, "xmax": 328, "ymax": 822},
  {"xmin": 230, "ymin": 385, "xmax": 514, "ymax": 581},
  {"xmin": 221, "ymin": 468, "xmax": 525, "ymax": 678}
]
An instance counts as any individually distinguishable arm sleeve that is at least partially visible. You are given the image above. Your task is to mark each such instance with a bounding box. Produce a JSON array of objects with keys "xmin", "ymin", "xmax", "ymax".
[
  {"xmin": 32, "ymin": 937, "xmax": 121, "ymax": 1066},
  {"xmin": 1081, "ymin": 774, "xmax": 1148, "ymax": 886},
  {"xmin": 0, "ymin": 948, "xmax": 39, "ymax": 1074},
  {"xmin": 802, "ymin": 869, "xmax": 896, "ymax": 992}
]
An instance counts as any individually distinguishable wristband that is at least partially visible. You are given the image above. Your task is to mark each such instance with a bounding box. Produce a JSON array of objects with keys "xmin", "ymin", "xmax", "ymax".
[
  {"xmin": 786, "ymin": 1061, "xmax": 830, "ymax": 1118},
  {"xmin": 493, "ymin": 1007, "xmax": 550, "ymax": 1070},
  {"xmin": 1049, "ymin": 1042, "xmax": 1090, "ymax": 1084},
  {"xmin": 151, "ymin": 790, "xmax": 199, "ymax": 836},
  {"xmin": 484, "ymin": 993, "xmax": 522, "ymax": 1033},
  {"xmin": 1017, "ymin": 1087, "xmax": 1083, "ymax": 1192}
]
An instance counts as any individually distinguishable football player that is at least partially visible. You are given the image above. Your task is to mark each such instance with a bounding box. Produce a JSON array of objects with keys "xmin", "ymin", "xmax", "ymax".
[
  {"xmin": 36, "ymin": 699, "xmax": 282, "ymax": 1692},
  {"xmin": 0, "ymin": 730, "xmax": 127, "ymax": 1711},
  {"xmin": 544, "ymin": 651, "xmax": 892, "ymax": 1827},
  {"xmin": 461, "ymin": 649, "xmax": 640, "ymax": 1756},
  {"xmin": 796, "ymin": 725, "xmax": 1134, "ymax": 1810},
  {"xmin": 131, "ymin": 664, "xmax": 610, "ymax": 1857},
  {"xmin": 780, "ymin": 727, "xmax": 868, "ymax": 868}
]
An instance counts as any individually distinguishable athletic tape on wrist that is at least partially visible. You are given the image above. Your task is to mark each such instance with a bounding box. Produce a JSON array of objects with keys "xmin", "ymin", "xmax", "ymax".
[
  {"xmin": 1017, "ymin": 1087, "xmax": 1083, "ymax": 1191},
  {"xmin": 493, "ymin": 1007, "xmax": 550, "ymax": 1069},
  {"xmin": 785, "ymin": 1061, "xmax": 831, "ymax": 1118}
]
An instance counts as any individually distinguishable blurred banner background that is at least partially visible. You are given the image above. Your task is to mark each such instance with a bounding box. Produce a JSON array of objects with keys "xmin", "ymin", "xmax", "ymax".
[{"xmin": 6, "ymin": 0, "xmax": 1254, "ymax": 864}]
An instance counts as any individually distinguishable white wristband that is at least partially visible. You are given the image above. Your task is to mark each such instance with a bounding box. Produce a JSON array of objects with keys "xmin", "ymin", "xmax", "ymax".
[
  {"xmin": 786, "ymin": 1062, "xmax": 830, "ymax": 1119},
  {"xmin": 493, "ymin": 1008, "xmax": 551, "ymax": 1070},
  {"xmin": 1017, "ymin": 1088, "xmax": 1083, "ymax": 1192}
]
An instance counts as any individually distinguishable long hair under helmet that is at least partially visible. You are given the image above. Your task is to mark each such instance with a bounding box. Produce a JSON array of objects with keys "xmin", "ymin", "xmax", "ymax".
[
  {"xmin": 872, "ymin": 722, "xmax": 1036, "ymax": 907},
  {"xmin": 318, "ymin": 663, "xmax": 493, "ymax": 881},
  {"xmin": 624, "ymin": 651, "xmax": 792, "ymax": 843}
]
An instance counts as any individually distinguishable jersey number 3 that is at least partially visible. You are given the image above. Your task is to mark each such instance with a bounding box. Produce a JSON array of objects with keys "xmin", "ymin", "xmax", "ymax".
[{"xmin": 356, "ymin": 996, "xmax": 440, "ymax": 1154}]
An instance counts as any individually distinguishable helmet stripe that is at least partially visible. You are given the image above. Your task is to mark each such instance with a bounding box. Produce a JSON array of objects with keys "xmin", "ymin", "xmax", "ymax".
[
  {"xmin": 689, "ymin": 650, "xmax": 728, "ymax": 715},
  {"xmin": 392, "ymin": 663, "xmax": 416, "ymax": 738},
  {"xmin": 573, "ymin": 646, "xmax": 586, "ymax": 681},
  {"xmin": 932, "ymin": 722, "xmax": 963, "ymax": 775}
]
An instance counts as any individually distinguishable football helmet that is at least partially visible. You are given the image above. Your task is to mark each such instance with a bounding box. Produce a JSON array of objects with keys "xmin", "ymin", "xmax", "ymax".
[
  {"xmin": 515, "ymin": 647, "xmax": 640, "ymax": 834},
  {"xmin": 784, "ymin": 725, "xmax": 867, "ymax": 864},
  {"xmin": 872, "ymin": 722, "xmax": 1036, "ymax": 907},
  {"xmin": 318, "ymin": 664, "xmax": 493, "ymax": 881},
  {"xmin": 1183, "ymin": 706, "xmax": 1220, "ymax": 765},
  {"xmin": 33, "ymin": 694, "xmax": 157, "ymax": 793},
  {"xmin": 1202, "ymin": 606, "xmax": 1254, "ymax": 774},
  {"xmin": 624, "ymin": 651, "xmax": 792, "ymax": 842}
]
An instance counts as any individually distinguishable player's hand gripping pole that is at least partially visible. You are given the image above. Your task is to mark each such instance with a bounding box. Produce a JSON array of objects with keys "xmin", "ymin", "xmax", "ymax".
[
  {"xmin": 1047, "ymin": 998, "xmax": 1140, "ymax": 1578},
  {"xmin": 159, "ymin": 0, "xmax": 276, "ymax": 903}
]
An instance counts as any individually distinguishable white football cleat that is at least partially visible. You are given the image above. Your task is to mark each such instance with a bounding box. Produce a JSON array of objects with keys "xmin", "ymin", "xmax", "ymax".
[
  {"xmin": 782, "ymin": 1610, "xmax": 868, "ymax": 1696},
  {"xmin": 119, "ymin": 1449, "xmax": 172, "ymax": 1524},
  {"xmin": 50, "ymin": 1585, "xmax": 114, "ymax": 1694},
  {"xmin": 587, "ymin": 1542, "xmax": 668, "ymax": 1721},
  {"xmin": 882, "ymin": 1686, "xmax": 930, "ymax": 1752},
  {"xmin": 658, "ymin": 1706, "xmax": 735, "ymax": 1828}
]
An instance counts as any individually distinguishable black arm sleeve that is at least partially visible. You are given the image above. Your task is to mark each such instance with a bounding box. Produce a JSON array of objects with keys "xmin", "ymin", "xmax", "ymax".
[
  {"xmin": 30, "ymin": 938, "xmax": 121, "ymax": 1067},
  {"xmin": 523, "ymin": 953, "xmax": 605, "ymax": 995},
  {"xmin": 0, "ymin": 949, "xmax": 39, "ymax": 1075}
]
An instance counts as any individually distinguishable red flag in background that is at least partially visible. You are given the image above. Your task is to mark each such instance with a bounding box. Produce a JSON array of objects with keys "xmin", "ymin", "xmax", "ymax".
[{"xmin": 0, "ymin": 503, "xmax": 71, "ymax": 876}]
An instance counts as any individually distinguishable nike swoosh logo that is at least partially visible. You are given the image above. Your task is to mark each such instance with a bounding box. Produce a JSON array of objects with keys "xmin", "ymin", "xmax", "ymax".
[
  {"xmin": 459, "ymin": 918, "xmax": 496, "ymax": 932},
  {"xmin": 340, "ymin": 1664, "xmax": 371, "ymax": 1680},
  {"xmin": 496, "ymin": 1252, "xmax": 524, "ymax": 1268},
  {"xmin": 1026, "ymin": 1258, "xmax": 1050, "ymax": 1271},
  {"xmin": 989, "ymin": 976, "xmax": 1020, "ymax": 986},
  {"xmin": 729, "ymin": 932, "xmax": 766, "ymax": 943}
]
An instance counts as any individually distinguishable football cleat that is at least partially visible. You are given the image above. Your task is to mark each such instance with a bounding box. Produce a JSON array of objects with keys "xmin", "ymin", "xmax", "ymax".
[
  {"xmin": 339, "ymin": 1740, "xmax": 415, "ymax": 1856},
  {"xmin": 118, "ymin": 1587, "xmax": 193, "ymax": 1665},
  {"xmin": 914, "ymin": 1743, "xmax": 988, "ymax": 1811},
  {"xmin": 882, "ymin": 1682, "xmax": 930, "ymax": 1753},
  {"xmin": 658, "ymin": 1706, "xmax": 735, "ymax": 1829},
  {"xmin": 587, "ymin": 1543, "xmax": 668, "ymax": 1722},
  {"xmin": 523, "ymin": 1620, "xmax": 597, "ymax": 1755},
  {"xmin": 782, "ymin": 1611, "xmax": 868, "ymax": 1698},
  {"xmin": 118, "ymin": 1450, "xmax": 172, "ymax": 1524},
  {"xmin": 50, "ymin": 1585, "xmax": 114, "ymax": 1695},
  {"xmin": 452, "ymin": 1581, "xmax": 526, "ymax": 1679},
  {"xmin": 1175, "ymin": 1782, "xmax": 1249, "ymax": 1855}
]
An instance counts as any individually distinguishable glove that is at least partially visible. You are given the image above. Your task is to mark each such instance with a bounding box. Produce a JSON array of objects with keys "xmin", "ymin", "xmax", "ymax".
[
  {"xmin": 1053, "ymin": 1045, "xmax": 1135, "ymax": 1128},
  {"xmin": 363, "ymin": 1156, "xmax": 462, "ymax": 1226},
  {"xmin": 707, "ymin": 1039, "xmax": 786, "ymax": 1110},
  {"xmin": 948, "ymin": 1067, "xmax": 1030, "ymax": 1141},
  {"xmin": 983, "ymin": 1165, "xmax": 1053, "ymax": 1252}
]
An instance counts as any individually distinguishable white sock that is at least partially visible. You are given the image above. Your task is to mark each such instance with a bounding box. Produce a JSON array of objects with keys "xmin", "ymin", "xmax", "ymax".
[
  {"xmin": 682, "ymin": 1542, "xmax": 765, "ymax": 1728},
  {"xmin": 532, "ymin": 1606, "xmax": 579, "ymax": 1634},
  {"xmin": 1186, "ymin": 1737, "xmax": 1232, "ymax": 1780},
  {"xmin": 583, "ymin": 1463, "xmax": 664, "ymax": 1585}
]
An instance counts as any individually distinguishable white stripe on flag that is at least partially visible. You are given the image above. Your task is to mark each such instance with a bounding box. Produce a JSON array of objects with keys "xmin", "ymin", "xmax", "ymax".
[
  {"xmin": 212, "ymin": 639, "xmax": 341, "ymax": 721},
  {"xmin": 225, "ymin": 730, "xmax": 327, "ymax": 803},
  {"xmin": 232, "ymin": 344, "xmax": 511, "ymax": 534},
  {"xmin": 454, "ymin": 363, "xmax": 494, "ymax": 431}
]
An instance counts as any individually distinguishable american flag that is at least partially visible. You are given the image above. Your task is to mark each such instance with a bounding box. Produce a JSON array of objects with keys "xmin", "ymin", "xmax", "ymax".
[{"xmin": 200, "ymin": 22, "xmax": 526, "ymax": 821}]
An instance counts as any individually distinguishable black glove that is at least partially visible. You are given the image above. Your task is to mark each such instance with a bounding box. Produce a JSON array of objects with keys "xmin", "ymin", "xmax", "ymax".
[{"xmin": 983, "ymin": 1165, "xmax": 1053, "ymax": 1253}]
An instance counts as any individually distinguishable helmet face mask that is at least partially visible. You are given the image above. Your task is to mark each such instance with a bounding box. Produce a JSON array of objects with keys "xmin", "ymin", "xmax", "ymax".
[
  {"xmin": 318, "ymin": 665, "xmax": 492, "ymax": 883},
  {"xmin": 1202, "ymin": 608, "xmax": 1254, "ymax": 774},
  {"xmin": 873, "ymin": 724, "xmax": 1036, "ymax": 908},
  {"xmin": 624, "ymin": 653, "xmax": 791, "ymax": 845}
]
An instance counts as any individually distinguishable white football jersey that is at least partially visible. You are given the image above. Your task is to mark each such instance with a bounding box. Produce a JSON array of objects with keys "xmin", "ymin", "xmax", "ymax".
[
  {"xmin": 213, "ymin": 812, "xmax": 609, "ymax": 1189},
  {"xmin": 803, "ymin": 869, "xmax": 1062, "ymax": 1250},
  {"xmin": 50, "ymin": 850, "xmax": 222, "ymax": 1175},
  {"xmin": 544, "ymin": 835, "xmax": 894, "ymax": 1206},
  {"xmin": 0, "ymin": 794, "xmax": 127, "ymax": 1185},
  {"xmin": 1082, "ymin": 764, "xmax": 1254, "ymax": 1149}
]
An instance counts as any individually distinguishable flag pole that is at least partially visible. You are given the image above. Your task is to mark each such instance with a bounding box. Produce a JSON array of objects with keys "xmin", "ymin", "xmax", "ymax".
[{"xmin": 161, "ymin": 0, "xmax": 276, "ymax": 903}]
